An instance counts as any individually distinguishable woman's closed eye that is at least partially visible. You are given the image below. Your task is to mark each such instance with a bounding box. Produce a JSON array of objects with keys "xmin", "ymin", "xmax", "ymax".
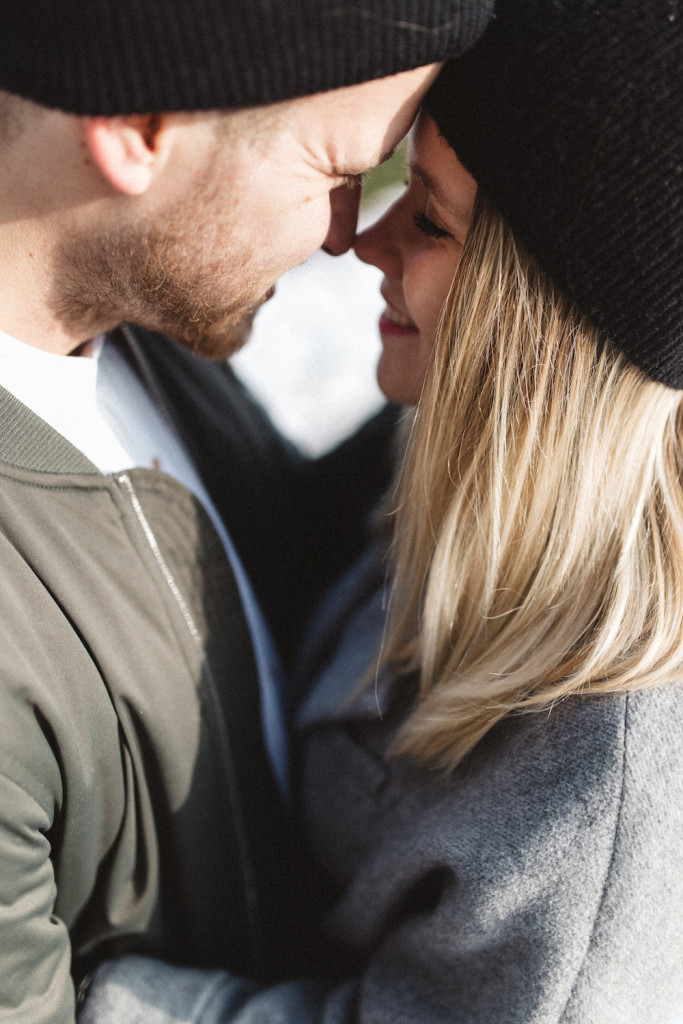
[{"xmin": 412, "ymin": 209, "xmax": 453, "ymax": 240}]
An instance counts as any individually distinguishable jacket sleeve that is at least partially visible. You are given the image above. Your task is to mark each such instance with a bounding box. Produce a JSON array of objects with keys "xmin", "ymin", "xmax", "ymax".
[
  {"xmin": 0, "ymin": 766, "xmax": 75, "ymax": 1023},
  {"xmin": 78, "ymin": 957, "xmax": 355, "ymax": 1023}
]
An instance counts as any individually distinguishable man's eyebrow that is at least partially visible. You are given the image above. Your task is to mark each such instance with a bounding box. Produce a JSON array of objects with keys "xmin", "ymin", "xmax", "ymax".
[{"xmin": 336, "ymin": 144, "xmax": 399, "ymax": 178}]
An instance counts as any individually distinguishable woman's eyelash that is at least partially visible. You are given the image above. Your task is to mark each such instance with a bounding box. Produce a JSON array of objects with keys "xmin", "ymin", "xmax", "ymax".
[{"xmin": 412, "ymin": 210, "xmax": 452, "ymax": 240}]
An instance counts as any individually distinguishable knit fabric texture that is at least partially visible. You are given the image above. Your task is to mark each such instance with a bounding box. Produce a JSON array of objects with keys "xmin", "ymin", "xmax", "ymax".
[
  {"xmin": 425, "ymin": 0, "xmax": 683, "ymax": 389},
  {"xmin": 2, "ymin": 0, "xmax": 494, "ymax": 115}
]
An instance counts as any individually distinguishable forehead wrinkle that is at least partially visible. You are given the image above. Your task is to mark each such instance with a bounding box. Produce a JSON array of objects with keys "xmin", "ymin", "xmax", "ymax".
[
  {"xmin": 327, "ymin": 135, "xmax": 401, "ymax": 178},
  {"xmin": 287, "ymin": 131, "xmax": 337, "ymax": 184}
]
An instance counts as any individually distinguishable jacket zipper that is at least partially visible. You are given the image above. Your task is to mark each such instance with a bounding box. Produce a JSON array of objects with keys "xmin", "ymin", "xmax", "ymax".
[{"xmin": 116, "ymin": 471, "xmax": 264, "ymax": 976}]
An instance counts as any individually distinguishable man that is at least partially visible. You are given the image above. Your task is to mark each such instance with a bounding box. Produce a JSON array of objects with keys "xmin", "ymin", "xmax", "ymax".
[{"xmin": 0, "ymin": 1, "xmax": 494, "ymax": 1020}]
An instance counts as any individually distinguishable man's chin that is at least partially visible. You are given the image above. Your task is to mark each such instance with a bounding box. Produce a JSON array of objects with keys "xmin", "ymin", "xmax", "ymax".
[
  {"xmin": 162, "ymin": 309, "xmax": 258, "ymax": 361},
  {"xmin": 197, "ymin": 314, "xmax": 256, "ymax": 361},
  {"xmin": 178, "ymin": 285, "xmax": 277, "ymax": 360}
]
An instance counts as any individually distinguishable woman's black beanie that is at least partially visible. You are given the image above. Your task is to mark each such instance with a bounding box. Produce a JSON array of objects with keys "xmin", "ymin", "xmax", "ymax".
[
  {"xmin": 1, "ymin": 1, "xmax": 494, "ymax": 116},
  {"xmin": 425, "ymin": 0, "xmax": 682, "ymax": 389}
]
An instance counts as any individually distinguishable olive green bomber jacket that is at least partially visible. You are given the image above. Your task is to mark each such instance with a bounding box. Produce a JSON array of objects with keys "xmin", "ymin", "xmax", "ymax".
[{"xmin": 0, "ymin": 327, "xmax": 396, "ymax": 1022}]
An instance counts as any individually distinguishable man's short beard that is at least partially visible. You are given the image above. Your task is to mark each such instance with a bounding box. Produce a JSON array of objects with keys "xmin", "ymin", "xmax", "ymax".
[{"xmin": 49, "ymin": 208, "xmax": 263, "ymax": 360}]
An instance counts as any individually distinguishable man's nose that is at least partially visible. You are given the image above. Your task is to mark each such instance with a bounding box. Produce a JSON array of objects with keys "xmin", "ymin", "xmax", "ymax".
[{"xmin": 322, "ymin": 177, "xmax": 363, "ymax": 256}]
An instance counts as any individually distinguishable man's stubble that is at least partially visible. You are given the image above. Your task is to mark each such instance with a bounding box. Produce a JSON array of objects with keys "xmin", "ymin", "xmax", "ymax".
[{"xmin": 49, "ymin": 172, "xmax": 264, "ymax": 360}]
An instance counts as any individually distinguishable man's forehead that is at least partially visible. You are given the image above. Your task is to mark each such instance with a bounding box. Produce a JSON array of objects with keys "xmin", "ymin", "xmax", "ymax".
[
  {"xmin": 217, "ymin": 66, "xmax": 435, "ymax": 180},
  {"xmin": 278, "ymin": 68, "xmax": 438, "ymax": 173}
]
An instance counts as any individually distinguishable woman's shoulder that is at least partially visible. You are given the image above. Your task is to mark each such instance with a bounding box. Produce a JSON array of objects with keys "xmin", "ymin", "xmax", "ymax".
[{"xmin": 455, "ymin": 682, "xmax": 683, "ymax": 829}]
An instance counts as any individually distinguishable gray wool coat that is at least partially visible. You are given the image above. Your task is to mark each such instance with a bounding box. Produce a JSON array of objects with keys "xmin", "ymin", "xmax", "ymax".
[{"xmin": 81, "ymin": 553, "xmax": 683, "ymax": 1024}]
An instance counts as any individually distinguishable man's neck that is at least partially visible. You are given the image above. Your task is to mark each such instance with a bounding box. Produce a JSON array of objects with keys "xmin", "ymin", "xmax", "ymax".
[
  {"xmin": 0, "ymin": 318, "xmax": 88, "ymax": 356},
  {"xmin": 0, "ymin": 222, "xmax": 94, "ymax": 355}
]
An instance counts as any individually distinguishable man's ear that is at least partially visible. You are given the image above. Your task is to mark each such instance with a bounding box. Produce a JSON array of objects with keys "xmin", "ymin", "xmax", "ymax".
[{"xmin": 84, "ymin": 114, "xmax": 165, "ymax": 196}]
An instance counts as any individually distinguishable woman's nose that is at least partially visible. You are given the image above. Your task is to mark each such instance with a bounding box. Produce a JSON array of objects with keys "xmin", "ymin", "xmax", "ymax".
[{"xmin": 354, "ymin": 196, "xmax": 403, "ymax": 274}]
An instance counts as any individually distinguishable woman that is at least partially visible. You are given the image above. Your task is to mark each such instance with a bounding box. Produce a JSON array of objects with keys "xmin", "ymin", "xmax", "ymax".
[{"xmin": 81, "ymin": 1, "xmax": 683, "ymax": 1021}]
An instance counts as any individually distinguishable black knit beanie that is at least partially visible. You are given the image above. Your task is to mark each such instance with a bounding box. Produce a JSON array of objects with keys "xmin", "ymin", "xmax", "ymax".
[
  {"xmin": 424, "ymin": 0, "xmax": 683, "ymax": 389},
  {"xmin": 1, "ymin": 1, "xmax": 494, "ymax": 116}
]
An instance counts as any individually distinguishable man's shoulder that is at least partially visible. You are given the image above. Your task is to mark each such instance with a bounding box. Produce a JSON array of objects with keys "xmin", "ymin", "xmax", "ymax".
[{"xmin": 0, "ymin": 384, "xmax": 101, "ymax": 476}]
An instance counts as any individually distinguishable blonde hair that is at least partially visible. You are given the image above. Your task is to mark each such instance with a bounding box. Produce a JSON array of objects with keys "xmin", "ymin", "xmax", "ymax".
[{"xmin": 381, "ymin": 194, "xmax": 683, "ymax": 770}]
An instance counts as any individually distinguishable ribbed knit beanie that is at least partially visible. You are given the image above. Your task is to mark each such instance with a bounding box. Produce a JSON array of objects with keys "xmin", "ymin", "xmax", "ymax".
[
  {"xmin": 1, "ymin": 1, "xmax": 494, "ymax": 116},
  {"xmin": 425, "ymin": 0, "xmax": 683, "ymax": 389}
]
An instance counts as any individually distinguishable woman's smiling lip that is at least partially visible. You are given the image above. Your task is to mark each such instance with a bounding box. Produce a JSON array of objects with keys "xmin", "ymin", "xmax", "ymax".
[{"xmin": 380, "ymin": 291, "xmax": 419, "ymax": 335}]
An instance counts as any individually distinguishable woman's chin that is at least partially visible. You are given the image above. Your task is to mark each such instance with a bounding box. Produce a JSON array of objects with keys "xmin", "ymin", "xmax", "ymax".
[{"xmin": 376, "ymin": 350, "xmax": 424, "ymax": 407}]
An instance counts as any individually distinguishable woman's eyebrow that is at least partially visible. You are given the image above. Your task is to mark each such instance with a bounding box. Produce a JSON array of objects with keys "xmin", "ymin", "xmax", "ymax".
[
  {"xmin": 409, "ymin": 160, "xmax": 472, "ymax": 225},
  {"xmin": 409, "ymin": 160, "xmax": 434, "ymax": 191}
]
